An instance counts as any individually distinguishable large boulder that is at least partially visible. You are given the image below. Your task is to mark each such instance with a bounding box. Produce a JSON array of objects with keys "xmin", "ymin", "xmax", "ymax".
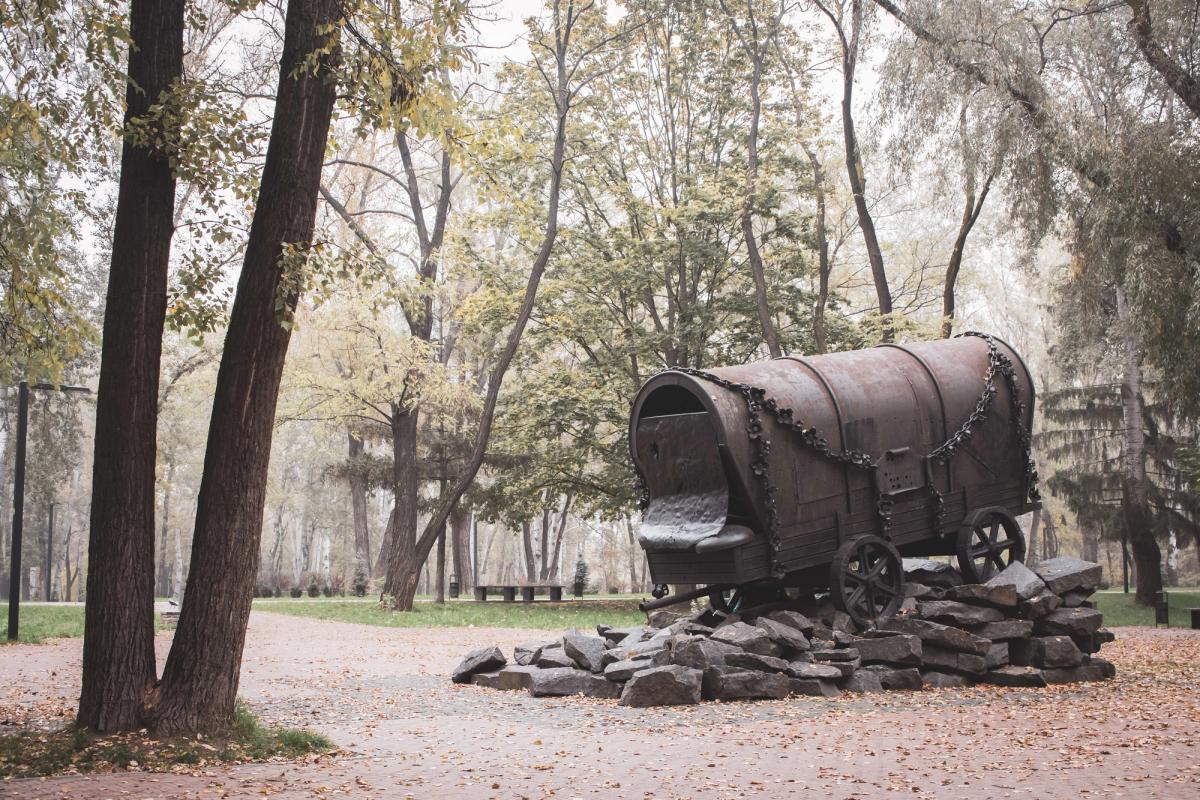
[
  {"xmin": 789, "ymin": 678, "xmax": 841, "ymax": 697},
  {"xmin": 619, "ymin": 665, "xmax": 703, "ymax": 707},
  {"xmin": 711, "ymin": 621, "xmax": 783, "ymax": 657},
  {"xmin": 529, "ymin": 667, "xmax": 622, "ymax": 698},
  {"xmin": 902, "ymin": 558, "xmax": 963, "ymax": 588},
  {"xmin": 472, "ymin": 665, "xmax": 540, "ymax": 691},
  {"xmin": 672, "ymin": 637, "xmax": 741, "ymax": 671},
  {"xmin": 1009, "ymin": 636, "xmax": 1082, "ymax": 669},
  {"xmin": 984, "ymin": 561, "xmax": 1046, "ymax": 601},
  {"xmin": 882, "ymin": 617, "xmax": 991, "ymax": 656},
  {"xmin": 702, "ymin": 666, "xmax": 791, "ymax": 701},
  {"xmin": 788, "ymin": 662, "xmax": 844, "ymax": 680},
  {"xmin": 452, "ymin": 646, "xmax": 507, "ymax": 684},
  {"xmin": 725, "ymin": 651, "xmax": 791, "ymax": 673},
  {"xmin": 921, "ymin": 646, "xmax": 987, "ymax": 676},
  {"xmin": 841, "ymin": 670, "xmax": 884, "ymax": 693},
  {"xmin": 1035, "ymin": 607, "xmax": 1104, "ymax": 638},
  {"xmin": 947, "ymin": 583, "xmax": 1019, "ymax": 608},
  {"xmin": 983, "ymin": 665, "xmax": 1047, "ymax": 688},
  {"xmin": 1020, "ymin": 589, "xmax": 1063, "ymax": 619},
  {"xmin": 921, "ymin": 671, "xmax": 973, "ymax": 689},
  {"xmin": 514, "ymin": 642, "xmax": 556, "ymax": 666},
  {"xmin": 975, "ymin": 619, "xmax": 1035, "ymax": 641},
  {"xmin": 765, "ymin": 610, "xmax": 815, "ymax": 637},
  {"xmin": 754, "ymin": 618, "xmax": 812, "ymax": 652},
  {"xmin": 603, "ymin": 626, "xmax": 650, "ymax": 647},
  {"xmin": 536, "ymin": 647, "xmax": 577, "ymax": 669},
  {"xmin": 916, "ymin": 600, "xmax": 1004, "ymax": 627},
  {"xmin": 851, "ymin": 634, "xmax": 923, "ymax": 666},
  {"xmin": 1043, "ymin": 663, "xmax": 1113, "ymax": 684},
  {"xmin": 1034, "ymin": 557, "xmax": 1103, "ymax": 596},
  {"xmin": 985, "ymin": 642, "xmax": 1010, "ymax": 669},
  {"xmin": 862, "ymin": 665, "xmax": 922, "ymax": 691},
  {"xmin": 605, "ymin": 658, "xmax": 655, "ymax": 682}
]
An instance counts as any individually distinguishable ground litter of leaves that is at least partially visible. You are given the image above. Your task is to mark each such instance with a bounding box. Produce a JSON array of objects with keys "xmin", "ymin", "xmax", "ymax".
[{"xmin": 1, "ymin": 611, "xmax": 1197, "ymax": 799}]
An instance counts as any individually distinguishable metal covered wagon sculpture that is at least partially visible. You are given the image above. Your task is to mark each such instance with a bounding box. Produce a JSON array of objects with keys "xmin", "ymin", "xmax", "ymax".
[{"xmin": 630, "ymin": 333, "xmax": 1041, "ymax": 628}]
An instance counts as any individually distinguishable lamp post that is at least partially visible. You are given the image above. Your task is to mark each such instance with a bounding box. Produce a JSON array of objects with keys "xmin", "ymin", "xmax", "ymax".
[{"xmin": 7, "ymin": 381, "xmax": 90, "ymax": 641}]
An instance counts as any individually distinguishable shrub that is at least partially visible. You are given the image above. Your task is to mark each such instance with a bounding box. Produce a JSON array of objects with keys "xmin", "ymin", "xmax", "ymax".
[
  {"xmin": 307, "ymin": 580, "xmax": 320, "ymax": 598},
  {"xmin": 351, "ymin": 569, "xmax": 369, "ymax": 597},
  {"xmin": 289, "ymin": 586, "xmax": 303, "ymax": 598},
  {"xmin": 321, "ymin": 584, "xmax": 333, "ymax": 598}
]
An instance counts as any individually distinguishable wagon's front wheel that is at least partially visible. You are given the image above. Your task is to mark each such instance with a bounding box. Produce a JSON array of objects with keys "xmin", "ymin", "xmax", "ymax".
[
  {"xmin": 831, "ymin": 535, "xmax": 903, "ymax": 629},
  {"xmin": 957, "ymin": 506, "xmax": 1026, "ymax": 583}
]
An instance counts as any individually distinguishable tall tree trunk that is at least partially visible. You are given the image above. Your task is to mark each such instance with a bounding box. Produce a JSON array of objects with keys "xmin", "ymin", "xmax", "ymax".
[
  {"xmin": 150, "ymin": 0, "xmax": 340, "ymax": 735},
  {"xmin": 803, "ymin": 144, "xmax": 832, "ymax": 354},
  {"xmin": 381, "ymin": 406, "xmax": 419, "ymax": 594},
  {"xmin": 156, "ymin": 461, "xmax": 175, "ymax": 596},
  {"xmin": 739, "ymin": 37, "xmax": 781, "ymax": 358},
  {"xmin": 539, "ymin": 495, "xmax": 550, "ymax": 580},
  {"xmin": 820, "ymin": 0, "xmax": 892, "ymax": 340},
  {"xmin": 625, "ymin": 517, "xmax": 638, "ymax": 593},
  {"xmin": 521, "ymin": 521, "xmax": 537, "ymax": 583},
  {"xmin": 450, "ymin": 502, "xmax": 471, "ymax": 590},
  {"xmin": 1116, "ymin": 287, "xmax": 1162, "ymax": 605},
  {"xmin": 942, "ymin": 108, "xmax": 994, "ymax": 338},
  {"xmin": 78, "ymin": 0, "xmax": 184, "ymax": 733},
  {"xmin": 347, "ymin": 428, "xmax": 371, "ymax": 583},
  {"xmin": 387, "ymin": 2, "xmax": 578, "ymax": 610},
  {"xmin": 548, "ymin": 494, "xmax": 572, "ymax": 581}
]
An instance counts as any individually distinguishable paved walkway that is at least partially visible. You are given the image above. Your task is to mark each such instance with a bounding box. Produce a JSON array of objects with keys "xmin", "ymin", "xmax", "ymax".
[{"xmin": 1, "ymin": 612, "xmax": 1198, "ymax": 799}]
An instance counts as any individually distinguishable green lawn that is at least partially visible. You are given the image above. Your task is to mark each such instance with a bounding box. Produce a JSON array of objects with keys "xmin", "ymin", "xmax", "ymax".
[
  {"xmin": 251, "ymin": 596, "xmax": 646, "ymax": 630},
  {"xmin": 1090, "ymin": 589, "xmax": 1200, "ymax": 628},
  {"xmin": 0, "ymin": 604, "xmax": 85, "ymax": 644}
]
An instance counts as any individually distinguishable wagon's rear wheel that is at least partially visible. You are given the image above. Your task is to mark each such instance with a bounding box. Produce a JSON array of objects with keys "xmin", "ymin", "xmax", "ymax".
[
  {"xmin": 957, "ymin": 506, "xmax": 1026, "ymax": 583},
  {"xmin": 831, "ymin": 535, "xmax": 903, "ymax": 629},
  {"xmin": 709, "ymin": 588, "xmax": 734, "ymax": 614}
]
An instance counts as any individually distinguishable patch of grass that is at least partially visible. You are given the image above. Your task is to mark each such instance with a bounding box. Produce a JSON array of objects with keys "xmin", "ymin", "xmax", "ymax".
[
  {"xmin": 0, "ymin": 604, "xmax": 85, "ymax": 643},
  {"xmin": 1091, "ymin": 588, "xmax": 1200, "ymax": 628},
  {"xmin": 0, "ymin": 604, "xmax": 170, "ymax": 644},
  {"xmin": 253, "ymin": 597, "xmax": 646, "ymax": 630},
  {"xmin": 0, "ymin": 701, "xmax": 332, "ymax": 778}
]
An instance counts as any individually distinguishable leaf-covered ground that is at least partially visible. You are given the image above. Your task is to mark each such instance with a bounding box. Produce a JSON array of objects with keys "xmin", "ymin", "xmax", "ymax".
[{"xmin": 1, "ymin": 611, "xmax": 1197, "ymax": 799}]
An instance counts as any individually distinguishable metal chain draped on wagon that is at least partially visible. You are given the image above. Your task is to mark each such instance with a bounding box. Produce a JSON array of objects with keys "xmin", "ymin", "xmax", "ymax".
[{"xmin": 630, "ymin": 332, "xmax": 1041, "ymax": 627}]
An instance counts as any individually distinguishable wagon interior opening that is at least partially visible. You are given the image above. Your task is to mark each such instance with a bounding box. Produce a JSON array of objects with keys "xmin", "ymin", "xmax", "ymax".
[{"xmin": 636, "ymin": 383, "xmax": 756, "ymax": 532}]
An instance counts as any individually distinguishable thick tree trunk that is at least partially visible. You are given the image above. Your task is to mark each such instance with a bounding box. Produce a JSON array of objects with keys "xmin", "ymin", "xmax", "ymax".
[
  {"xmin": 388, "ymin": 5, "xmax": 577, "ymax": 611},
  {"xmin": 521, "ymin": 521, "xmax": 536, "ymax": 583},
  {"xmin": 450, "ymin": 502, "xmax": 471, "ymax": 590},
  {"xmin": 803, "ymin": 144, "xmax": 831, "ymax": 354},
  {"xmin": 625, "ymin": 517, "xmax": 639, "ymax": 593},
  {"xmin": 156, "ymin": 461, "xmax": 175, "ymax": 597},
  {"xmin": 382, "ymin": 406, "xmax": 419, "ymax": 593},
  {"xmin": 1125, "ymin": 0, "xmax": 1200, "ymax": 120},
  {"xmin": 830, "ymin": 0, "xmax": 892, "ymax": 341},
  {"xmin": 77, "ymin": 0, "xmax": 184, "ymax": 733},
  {"xmin": 149, "ymin": 0, "xmax": 339, "ymax": 735},
  {"xmin": 547, "ymin": 494, "xmax": 572, "ymax": 581},
  {"xmin": 347, "ymin": 428, "xmax": 371, "ymax": 583},
  {"xmin": 1116, "ymin": 288, "xmax": 1162, "ymax": 605},
  {"xmin": 740, "ymin": 46, "xmax": 781, "ymax": 358}
]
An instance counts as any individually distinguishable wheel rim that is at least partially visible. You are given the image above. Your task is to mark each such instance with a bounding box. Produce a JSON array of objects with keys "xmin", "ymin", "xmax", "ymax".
[
  {"xmin": 958, "ymin": 508, "xmax": 1026, "ymax": 582},
  {"xmin": 833, "ymin": 536, "xmax": 902, "ymax": 628}
]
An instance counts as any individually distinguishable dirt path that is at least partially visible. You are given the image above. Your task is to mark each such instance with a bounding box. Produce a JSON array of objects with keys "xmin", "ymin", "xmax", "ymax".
[{"xmin": 2, "ymin": 612, "xmax": 1198, "ymax": 799}]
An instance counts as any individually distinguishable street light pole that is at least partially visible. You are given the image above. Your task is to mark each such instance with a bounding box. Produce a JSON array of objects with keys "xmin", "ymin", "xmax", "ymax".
[
  {"xmin": 7, "ymin": 382, "xmax": 90, "ymax": 641},
  {"xmin": 6, "ymin": 381, "xmax": 28, "ymax": 640}
]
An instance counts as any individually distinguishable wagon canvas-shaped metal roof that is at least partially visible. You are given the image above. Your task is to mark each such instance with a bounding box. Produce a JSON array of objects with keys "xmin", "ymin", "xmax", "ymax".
[{"xmin": 629, "ymin": 333, "xmax": 1041, "ymax": 627}]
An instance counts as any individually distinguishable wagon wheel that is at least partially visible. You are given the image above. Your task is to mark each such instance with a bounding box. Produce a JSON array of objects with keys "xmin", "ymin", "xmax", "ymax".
[
  {"xmin": 831, "ymin": 535, "xmax": 903, "ymax": 628},
  {"xmin": 957, "ymin": 506, "xmax": 1026, "ymax": 583},
  {"xmin": 709, "ymin": 587, "xmax": 735, "ymax": 614}
]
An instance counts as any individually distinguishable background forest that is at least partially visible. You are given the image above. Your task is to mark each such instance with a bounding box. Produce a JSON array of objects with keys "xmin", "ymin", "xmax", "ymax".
[{"xmin": 3, "ymin": 0, "xmax": 1199, "ymax": 623}]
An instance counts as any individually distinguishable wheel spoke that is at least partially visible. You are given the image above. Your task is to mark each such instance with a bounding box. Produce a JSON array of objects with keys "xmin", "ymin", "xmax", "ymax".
[
  {"xmin": 989, "ymin": 519, "xmax": 1000, "ymax": 542},
  {"xmin": 846, "ymin": 583, "xmax": 866, "ymax": 610}
]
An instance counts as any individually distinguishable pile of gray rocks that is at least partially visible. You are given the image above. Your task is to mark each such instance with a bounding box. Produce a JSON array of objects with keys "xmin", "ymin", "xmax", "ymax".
[{"xmin": 450, "ymin": 556, "xmax": 1116, "ymax": 708}]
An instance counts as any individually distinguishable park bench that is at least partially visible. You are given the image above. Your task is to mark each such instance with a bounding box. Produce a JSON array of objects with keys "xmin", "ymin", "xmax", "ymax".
[{"xmin": 473, "ymin": 584, "xmax": 564, "ymax": 603}]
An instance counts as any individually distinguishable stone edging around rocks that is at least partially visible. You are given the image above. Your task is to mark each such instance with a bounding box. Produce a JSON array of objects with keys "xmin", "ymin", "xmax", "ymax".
[{"xmin": 450, "ymin": 556, "xmax": 1116, "ymax": 708}]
